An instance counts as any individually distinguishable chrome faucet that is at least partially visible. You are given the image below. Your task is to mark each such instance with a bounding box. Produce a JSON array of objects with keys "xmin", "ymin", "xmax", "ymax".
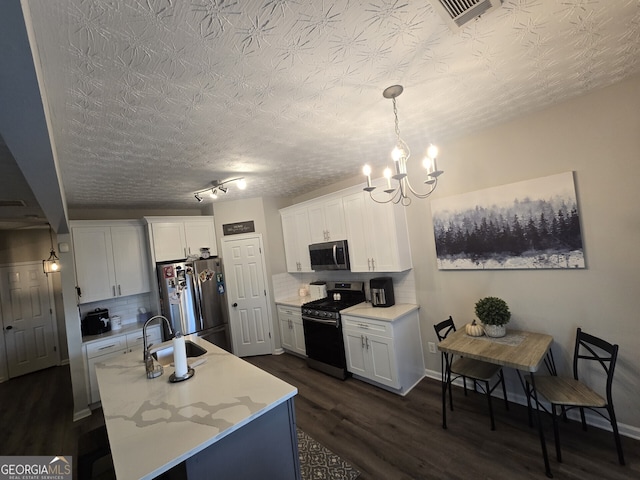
[{"xmin": 143, "ymin": 315, "xmax": 174, "ymax": 378}]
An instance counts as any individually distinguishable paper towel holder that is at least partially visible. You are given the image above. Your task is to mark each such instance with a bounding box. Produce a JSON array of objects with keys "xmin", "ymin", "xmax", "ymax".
[{"xmin": 169, "ymin": 367, "xmax": 195, "ymax": 382}]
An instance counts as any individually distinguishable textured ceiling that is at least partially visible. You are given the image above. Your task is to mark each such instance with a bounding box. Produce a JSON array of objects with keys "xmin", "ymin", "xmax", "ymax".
[{"xmin": 12, "ymin": 0, "xmax": 640, "ymax": 212}]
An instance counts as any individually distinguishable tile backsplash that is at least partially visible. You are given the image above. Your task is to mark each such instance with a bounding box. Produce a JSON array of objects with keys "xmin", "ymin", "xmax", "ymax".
[
  {"xmin": 78, "ymin": 292, "xmax": 154, "ymax": 326},
  {"xmin": 272, "ymin": 270, "xmax": 417, "ymax": 304}
]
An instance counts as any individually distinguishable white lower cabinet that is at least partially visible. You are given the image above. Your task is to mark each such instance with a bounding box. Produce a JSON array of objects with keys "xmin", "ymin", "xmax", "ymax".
[
  {"xmin": 277, "ymin": 305, "xmax": 306, "ymax": 356},
  {"xmin": 85, "ymin": 325, "xmax": 162, "ymax": 404},
  {"xmin": 342, "ymin": 307, "xmax": 424, "ymax": 395}
]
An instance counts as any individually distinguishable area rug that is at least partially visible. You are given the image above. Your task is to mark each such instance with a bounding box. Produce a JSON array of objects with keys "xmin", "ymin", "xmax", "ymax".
[{"xmin": 297, "ymin": 428, "xmax": 360, "ymax": 480}]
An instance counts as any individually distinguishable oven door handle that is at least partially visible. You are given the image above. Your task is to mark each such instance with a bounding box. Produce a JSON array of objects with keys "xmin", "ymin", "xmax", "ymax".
[{"xmin": 303, "ymin": 316, "xmax": 339, "ymax": 328}]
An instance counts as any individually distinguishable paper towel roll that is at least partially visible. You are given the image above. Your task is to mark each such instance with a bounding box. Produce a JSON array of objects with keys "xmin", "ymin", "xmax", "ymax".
[{"xmin": 173, "ymin": 333, "xmax": 188, "ymax": 378}]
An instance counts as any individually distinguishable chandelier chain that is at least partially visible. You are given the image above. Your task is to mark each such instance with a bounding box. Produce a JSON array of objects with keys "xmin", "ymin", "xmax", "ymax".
[{"xmin": 392, "ymin": 97, "xmax": 401, "ymax": 143}]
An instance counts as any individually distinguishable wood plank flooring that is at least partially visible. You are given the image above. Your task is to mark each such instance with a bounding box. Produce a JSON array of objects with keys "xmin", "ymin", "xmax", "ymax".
[
  {"xmin": 0, "ymin": 355, "xmax": 638, "ymax": 480},
  {"xmin": 246, "ymin": 353, "xmax": 639, "ymax": 480}
]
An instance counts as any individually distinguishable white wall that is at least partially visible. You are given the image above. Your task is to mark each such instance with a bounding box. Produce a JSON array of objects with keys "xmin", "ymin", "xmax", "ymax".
[{"xmin": 408, "ymin": 75, "xmax": 640, "ymax": 431}]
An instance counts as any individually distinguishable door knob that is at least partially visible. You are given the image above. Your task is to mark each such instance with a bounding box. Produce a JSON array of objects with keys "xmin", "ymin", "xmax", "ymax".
[
  {"xmin": 232, "ymin": 303, "xmax": 238, "ymax": 307},
  {"xmin": 5, "ymin": 325, "xmax": 13, "ymax": 330}
]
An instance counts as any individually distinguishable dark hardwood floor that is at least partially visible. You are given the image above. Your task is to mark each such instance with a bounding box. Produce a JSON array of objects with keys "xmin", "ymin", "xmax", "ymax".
[{"xmin": 1, "ymin": 355, "xmax": 637, "ymax": 480}]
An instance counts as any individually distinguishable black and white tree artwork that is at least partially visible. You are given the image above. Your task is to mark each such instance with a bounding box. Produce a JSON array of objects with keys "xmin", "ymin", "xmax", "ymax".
[{"xmin": 431, "ymin": 172, "xmax": 585, "ymax": 270}]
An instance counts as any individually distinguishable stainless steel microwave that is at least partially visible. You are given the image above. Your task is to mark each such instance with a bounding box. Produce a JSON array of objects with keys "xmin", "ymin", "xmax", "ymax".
[{"xmin": 309, "ymin": 240, "xmax": 350, "ymax": 271}]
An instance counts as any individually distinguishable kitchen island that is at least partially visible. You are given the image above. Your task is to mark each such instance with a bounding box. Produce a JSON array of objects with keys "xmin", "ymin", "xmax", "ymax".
[{"xmin": 95, "ymin": 335, "xmax": 300, "ymax": 479}]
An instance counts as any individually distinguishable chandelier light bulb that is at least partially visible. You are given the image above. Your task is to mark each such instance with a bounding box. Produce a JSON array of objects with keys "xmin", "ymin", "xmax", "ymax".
[
  {"xmin": 392, "ymin": 146, "xmax": 404, "ymax": 162},
  {"xmin": 427, "ymin": 143, "xmax": 439, "ymax": 159},
  {"xmin": 51, "ymin": 261, "xmax": 59, "ymax": 271},
  {"xmin": 363, "ymin": 164, "xmax": 372, "ymax": 176},
  {"xmin": 210, "ymin": 189, "xmax": 218, "ymax": 199},
  {"xmin": 422, "ymin": 156, "xmax": 433, "ymax": 172}
]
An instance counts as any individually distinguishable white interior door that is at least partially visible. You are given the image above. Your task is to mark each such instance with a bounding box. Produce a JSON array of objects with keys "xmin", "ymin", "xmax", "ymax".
[
  {"xmin": 221, "ymin": 234, "xmax": 273, "ymax": 357},
  {"xmin": 0, "ymin": 262, "xmax": 58, "ymax": 378}
]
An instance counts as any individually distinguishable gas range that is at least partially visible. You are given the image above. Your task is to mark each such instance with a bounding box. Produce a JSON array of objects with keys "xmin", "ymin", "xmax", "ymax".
[
  {"xmin": 301, "ymin": 281, "xmax": 365, "ymax": 321},
  {"xmin": 301, "ymin": 281, "xmax": 365, "ymax": 380}
]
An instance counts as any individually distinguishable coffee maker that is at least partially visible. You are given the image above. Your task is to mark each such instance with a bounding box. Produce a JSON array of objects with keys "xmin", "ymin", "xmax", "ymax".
[{"xmin": 370, "ymin": 277, "xmax": 395, "ymax": 307}]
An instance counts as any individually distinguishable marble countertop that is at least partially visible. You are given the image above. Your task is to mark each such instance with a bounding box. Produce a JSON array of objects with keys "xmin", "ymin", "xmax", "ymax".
[
  {"xmin": 340, "ymin": 302, "xmax": 420, "ymax": 322},
  {"xmin": 275, "ymin": 295, "xmax": 312, "ymax": 307},
  {"xmin": 95, "ymin": 336, "xmax": 297, "ymax": 480}
]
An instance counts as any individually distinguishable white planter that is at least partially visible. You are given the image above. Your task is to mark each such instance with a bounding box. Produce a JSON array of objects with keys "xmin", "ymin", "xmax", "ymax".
[{"xmin": 483, "ymin": 323, "xmax": 506, "ymax": 338}]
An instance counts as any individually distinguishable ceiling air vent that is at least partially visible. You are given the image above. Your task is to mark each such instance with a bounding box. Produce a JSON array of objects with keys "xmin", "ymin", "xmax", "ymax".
[
  {"xmin": 429, "ymin": 0, "xmax": 503, "ymax": 31},
  {"xmin": 0, "ymin": 200, "xmax": 26, "ymax": 207}
]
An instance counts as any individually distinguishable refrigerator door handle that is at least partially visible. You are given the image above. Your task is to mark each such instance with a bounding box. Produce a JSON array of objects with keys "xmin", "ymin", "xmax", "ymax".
[{"xmin": 188, "ymin": 270, "xmax": 204, "ymax": 332}]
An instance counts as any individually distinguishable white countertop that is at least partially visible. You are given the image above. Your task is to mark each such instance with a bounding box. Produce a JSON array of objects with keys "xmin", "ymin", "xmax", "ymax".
[
  {"xmin": 340, "ymin": 302, "xmax": 420, "ymax": 322},
  {"xmin": 95, "ymin": 336, "xmax": 297, "ymax": 480},
  {"xmin": 275, "ymin": 295, "xmax": 312, "ymax": 307}
]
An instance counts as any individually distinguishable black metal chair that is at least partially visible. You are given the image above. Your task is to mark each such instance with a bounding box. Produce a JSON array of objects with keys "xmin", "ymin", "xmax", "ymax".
[
  {"xmin": 434, "ymin": 316, "xmax": 509, "ymax": 430},
  {"xmin": 525, "ymin": 327, "xmax": 625, "ymax": 465}
]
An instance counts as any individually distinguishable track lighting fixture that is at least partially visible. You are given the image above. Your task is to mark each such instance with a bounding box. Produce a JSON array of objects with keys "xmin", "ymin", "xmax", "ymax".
[{"xmin": 193, "ymin": 177, "xmax": 246, "ymax": 202}]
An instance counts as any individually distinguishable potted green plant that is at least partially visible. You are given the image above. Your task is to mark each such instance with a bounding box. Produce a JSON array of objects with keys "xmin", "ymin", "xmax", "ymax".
[{"xmin": 475, "ymin": 296, "xmax": 511, "ymax": 337}]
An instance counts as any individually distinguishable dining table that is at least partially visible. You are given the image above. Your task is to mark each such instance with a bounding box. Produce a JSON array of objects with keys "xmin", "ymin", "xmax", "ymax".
[{"xmin": 438, "ymin": 328, "xmax": 555, "ymax": 477}]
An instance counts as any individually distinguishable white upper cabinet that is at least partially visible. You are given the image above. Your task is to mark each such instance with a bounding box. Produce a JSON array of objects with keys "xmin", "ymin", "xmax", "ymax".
[
  {"xmin": 280, "ymin": 207, "xmax": 313, "ymax": 273},
  {"xmin": 150, "ymin": 222, "xmax": 186, "ymax": 262},
  {"xmin": 72, "ymin": 221, "xmax": 151, "ymax": 304},
  {"xmin": 307, "ymin": 197, "xmax": 346, "ymax": 243},
  {"xmin": 280, "ymin": 184, "xmax": 413, "ymax": 274},
  {"xmin": 146, "ymin": 216, "xmax": 217, "ymax": 262},
  {"xmin": 342, "ymin": 190, "xmax": 412, "ymax": 272},
  {"xmin": 110, "ymin": 225, "xmax": 152, "ymax": 297},
  {"xmin": 184, "ymin": 220, "xmax": 217, "ymax": 255}
]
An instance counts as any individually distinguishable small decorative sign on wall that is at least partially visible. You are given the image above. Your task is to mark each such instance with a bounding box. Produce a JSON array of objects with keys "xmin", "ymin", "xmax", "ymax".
[
  {"xmin": 223, "ymin": 220, "xmax": 255, "ymax": 236},
  {"xmin": 431, "ymin": 172, "xmax": 585, "ymax": 270}
]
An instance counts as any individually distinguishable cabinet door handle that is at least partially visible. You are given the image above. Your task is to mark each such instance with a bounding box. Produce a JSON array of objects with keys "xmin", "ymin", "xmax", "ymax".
[
  {"xmin": 371, "ymin": 258, "xmax": 376, "ymax": 271},
  {"xmin": 118, "ymin": 285, "xmax": 122, "ymax": 296},
  {"xmin": 367, "ymin": 258, "xmax": 371, "ymax": 270},
  {"xmin": 98, "ymin": 344, "xmax": 118, "ymax": 351},
  {"xmin": 361, "ymin": 334, "xmax": 365, "ymax": 349},
  {"xmin": 365, "ymin": 336, "xmax": 370, "ymax": 350},
  {"xmin": 112, "ymin": 285, "xmax": 116, "ymax": 297}
]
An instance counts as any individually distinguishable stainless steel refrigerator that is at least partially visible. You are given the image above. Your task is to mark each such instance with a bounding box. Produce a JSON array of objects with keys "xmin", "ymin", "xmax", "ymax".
[{"xmin": 156, "ymin": 258, "xmax": 231, "ymax": 352}]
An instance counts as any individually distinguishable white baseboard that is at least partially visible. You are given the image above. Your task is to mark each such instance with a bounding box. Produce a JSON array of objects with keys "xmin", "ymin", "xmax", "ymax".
[
  {"xmin": 73, "ymin": 407, "xmax": 92, "ymax": 422},
  {"xmin": 424, "ymin": 369, "xmax": 640, "ymax": 441}
]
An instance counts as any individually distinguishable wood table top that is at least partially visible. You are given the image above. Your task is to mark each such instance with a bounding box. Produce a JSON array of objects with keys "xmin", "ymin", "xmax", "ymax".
[{"xmin": 438, "ymin": 328, "xmax": 553, "ymax": 372}]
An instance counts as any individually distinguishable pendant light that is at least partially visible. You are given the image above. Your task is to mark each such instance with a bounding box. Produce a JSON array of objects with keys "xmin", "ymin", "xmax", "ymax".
[
  {"xmin": 43, "ymin": 224, "xmax": 61, "ymax": 275},
  {"xmin": 362, "ymin": 85, "xmax": 443, "ymax": 206}
]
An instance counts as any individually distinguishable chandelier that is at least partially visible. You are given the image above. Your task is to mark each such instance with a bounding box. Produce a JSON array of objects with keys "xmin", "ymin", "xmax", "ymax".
[
  {"xmin": 194, "ymin": 177, "xmax": 246, "ymax": 202},
  {"xmin": 43, "ymin": 224, "xmax": 61, "ymax": 275},
  {"xmin": 362, "ymin": 85, "xmax": 443, "ymax": 206}
]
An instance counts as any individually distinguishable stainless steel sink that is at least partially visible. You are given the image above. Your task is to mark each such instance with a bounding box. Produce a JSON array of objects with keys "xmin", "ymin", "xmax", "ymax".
[{"xmin": 151, "ymin": 340, "xmax": 207, "ymax": 367}]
